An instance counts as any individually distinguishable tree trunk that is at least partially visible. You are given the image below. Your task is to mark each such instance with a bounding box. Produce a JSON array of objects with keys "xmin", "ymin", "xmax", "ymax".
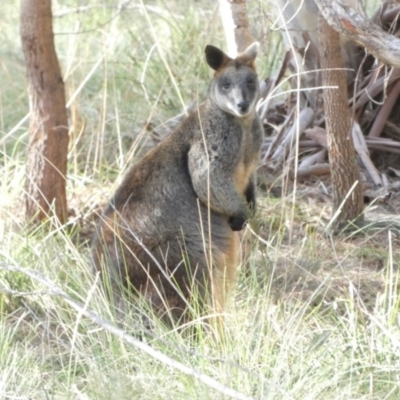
[
  {"xmin": 219, "ymin": 0, "xmax": 254, "ymax": 56},
  {"xmin": 20, "ymin": 0, "xmax": 69, "ymax": 224},
  {"xmin": 318, "ymin": 13, "xmax": 364, "ymax": 230}
]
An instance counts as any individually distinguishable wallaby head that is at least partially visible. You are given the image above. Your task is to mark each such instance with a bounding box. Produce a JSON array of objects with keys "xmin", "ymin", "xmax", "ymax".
[{"xmin": 205, "ymin": 42, "xmax": 260, "ymax": 117}]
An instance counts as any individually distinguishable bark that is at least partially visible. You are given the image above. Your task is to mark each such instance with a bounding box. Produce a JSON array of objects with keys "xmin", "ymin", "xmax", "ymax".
[
  {"xmin": 219, "ymin": 0, "xmax": 254, "ymax": 56},
  {"xmin": 318, "ymin": 14, "xmax": 364, "ymax": 230},
  {"xmin": 21, "ymin": 0, "xmax": 69, "ymax": 224},
  {"xmin": 315, "ymin": 0, "xmax": 400, "ymax": 67}
]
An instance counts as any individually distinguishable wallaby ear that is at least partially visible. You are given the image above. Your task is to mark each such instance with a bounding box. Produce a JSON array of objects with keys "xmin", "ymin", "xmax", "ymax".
[
  {"xmin": 205, "ymin": 45, "xmax": 231, "ymax": 71},
  {"xmin": 238, "ymin": 42, "xmax": 260, "ymax": 62}
]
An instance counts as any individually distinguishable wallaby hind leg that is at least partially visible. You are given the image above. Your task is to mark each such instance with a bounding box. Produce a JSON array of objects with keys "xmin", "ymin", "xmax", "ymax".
[{"xmin": 209, "ymin": 232, "xmax": 240, "ymax": 332}]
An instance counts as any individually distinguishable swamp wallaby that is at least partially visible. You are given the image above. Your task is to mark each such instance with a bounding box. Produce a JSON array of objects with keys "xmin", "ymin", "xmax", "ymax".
[{"xmin": 92, "ymin": 42, "xmax": 263, "ymax": 325}]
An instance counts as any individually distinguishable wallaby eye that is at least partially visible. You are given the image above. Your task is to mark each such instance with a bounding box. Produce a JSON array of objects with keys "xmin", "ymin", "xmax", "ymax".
[
  {"xmin": 222, "ymin": 80, "xmax": 231, "ymax": 90},
  {"xmin": 247, "ymin": 78, "xmax": 256, "ymax": 89}
]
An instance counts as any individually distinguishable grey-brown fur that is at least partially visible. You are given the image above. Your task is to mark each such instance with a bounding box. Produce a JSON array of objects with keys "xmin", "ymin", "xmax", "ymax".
[{"xmin": 92, "ymin": 43, "xmax": 263, "ymax": 324}]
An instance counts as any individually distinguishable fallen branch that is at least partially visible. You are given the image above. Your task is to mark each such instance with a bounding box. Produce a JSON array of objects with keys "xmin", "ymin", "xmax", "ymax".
[
  {"xmin": 364, "ymin": 144, "xmax": 400, "ymax": 154},
  {"xmin": 369, "ymin": 79, "xmax": 400, "ymax": 137},
  {"xmin": 272, "ymin": 107, "xmax": 314, "ymax": 163},
  {"xmin": 366, "ymin": 136, "xmax": 400, "ymax": 147},
  {"xmin": 298, "ymin": 149, "xmax": 327, "ymax": 169},
  {"xmin": 304, "ymin": 126, "xmax": 328, "ymax": 148},
  {"xmin": 315, "ymin": 0, "xmax": 400, "ymax": 67},
  {"xmin": 352, "ymin": 122, "xmax": 383, "ymax": 186},
  {"xmin": 262, "ymin": 107, "xmax": 295, "ymax": 162},
  {"xmin": 293, "ymin": 163, "xmax": 331, "ymax": 179},
  {"xmin": 352, "ymin": 68, "xmax": 400, "ymax": 110}
]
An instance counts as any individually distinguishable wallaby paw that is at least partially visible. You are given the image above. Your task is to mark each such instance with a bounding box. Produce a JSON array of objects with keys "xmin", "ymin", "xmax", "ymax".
[{"xmin": 228, "ymin": 214, "xmax": 247, "ymax": 231}]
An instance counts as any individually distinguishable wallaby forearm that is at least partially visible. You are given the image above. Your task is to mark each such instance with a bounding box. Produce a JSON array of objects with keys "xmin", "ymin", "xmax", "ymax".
[{"xmin": 192, "ymin": 172, "xmax": 249, "ymax": 218}]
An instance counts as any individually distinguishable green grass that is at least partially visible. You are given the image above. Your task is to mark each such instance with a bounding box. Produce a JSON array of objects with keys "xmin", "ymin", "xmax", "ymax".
[{"xmin": 1, "ymin": 0, "xmax": 399, "ymax": 399}]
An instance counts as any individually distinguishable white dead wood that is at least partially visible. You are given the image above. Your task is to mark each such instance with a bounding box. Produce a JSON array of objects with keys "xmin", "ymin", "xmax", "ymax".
[
  {"xmin": 299, "ymin": 149, "xmax": 327, "ymax": 169},
  {"xmin": 352, "ymin": 122, "xmax": 383, "ymax": 186},
  {"xmin": 364, "ymin": 145, "xmax": 400, "ymax": 155},
  {"xmin": 263, "ymin": 108, "xmax": 295, "ymax": 162},
  {"xmin": 0, "ymin": 263, "xmax": 258, "ymax": 400},
  {"xmin": 272, "ymin": 107, "xmax": 315, "ymax": 163},
  {"xmin": 274, "ymin": 0, "xmax": 321, "ymax": 107},
  {"xmin": 304, "ymin": 126, "xmax": 328, "ymax": 148},
  {"xmin": 382, "ymin": 173, "xmax": 389, "ymax": 187},
  {"xmin": 299, "ymin": 140, "xmax": 321, "ymax": 149},
  {"xmin": 315, "ymin": 0, "xmax": 400, "ymax": 67},
  {"xmin": 385, "ymin": 120, "xmax": 400, "ymax": 137},
  {"xmin": 219, "ymin": 0, "xmax": 237, "ymax": 57},
  {"xmin": 219, "ymin": 0, "xmax": 254, "ymax": 56},
  {"xmin": 293, "ymin": 163, "xmax": 331, "ymax": 178},
  {"xmin": 387, "ymin": 167, "xmax": 400, "ymax": 178},
  {"xmin": 352, "ymin": 68, "xmax": 400, "ymax": 110},
  {"xmin": 366, "ymin": 137, "xmax": 400, "ymax": 148},
  {"xmin": 257, "ymin": 51, "xmax": 292, "ymax": 120},
  {"xmin": 369, "ymin": 79, "xmax": 400, "ymax": 137}
]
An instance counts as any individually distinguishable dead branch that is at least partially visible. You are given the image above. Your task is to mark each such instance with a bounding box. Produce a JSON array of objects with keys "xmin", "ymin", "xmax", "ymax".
[
  {"xmin": 259, "ymin": 1, "xmax": 400, "ymax": 186},
  {"xmin": 299, "ymin": 149, "xmax": 327, "ymax": 169},
  {"xmin": 258, "ymin": 51, "xmax": 292, "ymax": 121},
  {"xmin": 352, "ymin": 68, "xmax": 400, "ymax": 110},
  {"xmin": 366, "ymin": 137, "xmax": 400, "ymax": 147},
  {"xmin": 272, "ymin": 107, "xmax": 314, "ymax": 163},
  {"xmin": 365, "ymin": 144, "xmax": 400, "ymax": 154},
  {"xmin": 385, "ymin": 120, "xmax": 400, "ymax": 137},
  {"xmin": 304, "ymin": 127, "xmax": 328, "ymax": 148},
  {"xmin": 315, "ymin": 0, "xmax": 400, "ymax": 67},
  {"xmin": 352, "ymin": 122, "xmax": 383, "ymax": 186},
  {"xmin": 294, "ymin": 163, "xmax": 331, "ymax": 179},
  {"xmin": 369, "ymin": 79, "xmax": 400, "ymax": 137},
  {"xmin": 262, "ymin": 108, "xmax": 295, "ymax": 162}
]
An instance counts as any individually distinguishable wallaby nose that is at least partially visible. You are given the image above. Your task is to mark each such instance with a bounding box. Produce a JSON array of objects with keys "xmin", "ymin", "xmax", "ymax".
[{"xmin": 237, "ymin": 100, "xmax": 249, "ymax": 114}]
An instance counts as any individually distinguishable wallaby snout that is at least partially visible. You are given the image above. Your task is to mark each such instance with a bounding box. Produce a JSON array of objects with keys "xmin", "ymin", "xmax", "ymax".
[{"xmin": 237, "ymin": 99, "xmax": 250, "ymax": 114}]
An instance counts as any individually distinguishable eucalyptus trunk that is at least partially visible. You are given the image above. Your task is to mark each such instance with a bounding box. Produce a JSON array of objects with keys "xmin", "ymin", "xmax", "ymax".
[
  {"xmin": 21, "ymin": 0, "xmax": 69, "ymax": 224},
  {"xmin": 319, "ymin": 13, "xmax": 364, "ymax": 230}
]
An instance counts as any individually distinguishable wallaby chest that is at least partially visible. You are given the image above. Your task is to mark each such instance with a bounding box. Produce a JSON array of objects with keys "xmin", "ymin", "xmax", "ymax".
[{"xmin": 234, "ymin": 115, "xmax": 262, "ymax": 193}]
